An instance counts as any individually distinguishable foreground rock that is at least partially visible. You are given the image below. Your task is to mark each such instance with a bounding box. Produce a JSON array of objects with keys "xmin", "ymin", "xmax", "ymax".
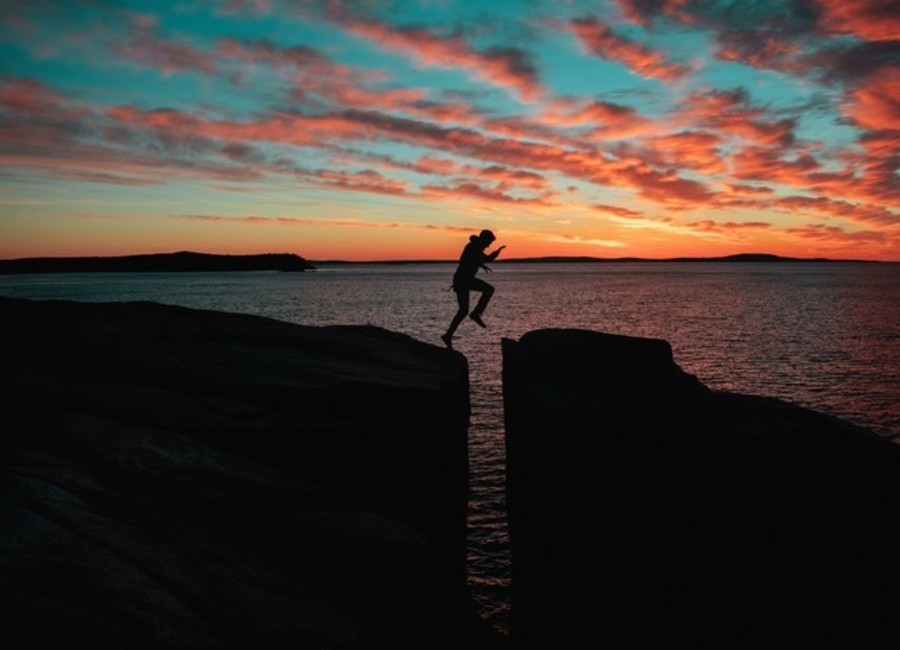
[
  {"xmin": 0, "ymin": 297, "xmax": 494, "ymax": 649},
  {"xmin": 503, "ymin": 329, "xmax": 900, "ymax": 650}
]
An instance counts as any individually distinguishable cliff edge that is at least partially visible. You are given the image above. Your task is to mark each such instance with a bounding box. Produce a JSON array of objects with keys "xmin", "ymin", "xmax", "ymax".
[
  {"xmin": 503, "ymin": 329, "xmax": 900, "ymax": 650},
  {"xmin": 0, "ymin": 297, "xmax": 490, "ymax": 649}
]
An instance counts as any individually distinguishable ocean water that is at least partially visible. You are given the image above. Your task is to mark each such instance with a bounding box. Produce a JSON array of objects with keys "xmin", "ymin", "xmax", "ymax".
[{"xmin": 3, "ymin": 261, "xmax": 900, "ymax": 632}]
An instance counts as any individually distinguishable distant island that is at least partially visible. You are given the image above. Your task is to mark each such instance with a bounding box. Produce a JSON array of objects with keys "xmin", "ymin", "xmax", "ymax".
[
  {"xmin": 502, "ymin": 253, "xmax": 848, "ymax": 263},
  {"xmin": 311, "ymin": 253, "xmax": 885, "ymax": 265},
  {"xmin": 0, "ymin": 252, "xmax": 314, "ymax": 274}
]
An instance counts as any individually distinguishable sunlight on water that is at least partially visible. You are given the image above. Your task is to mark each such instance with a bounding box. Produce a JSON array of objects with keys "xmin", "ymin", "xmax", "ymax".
[{"xmin": 3, "ymin": 261, "xmax": 899, "ymax": 633}]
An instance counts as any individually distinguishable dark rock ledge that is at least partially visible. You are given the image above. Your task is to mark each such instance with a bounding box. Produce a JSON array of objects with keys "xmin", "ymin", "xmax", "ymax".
[
  {"xmin": 6, "ymin": 299, "xmax": 899, "ymax": 650},
  {"xmin": 0, "ymin": 297, "xmax": 495, "ymax": 649},
  {"xmin": 503, "ymin": 329, "xmax": 900, "ymax": 650}
]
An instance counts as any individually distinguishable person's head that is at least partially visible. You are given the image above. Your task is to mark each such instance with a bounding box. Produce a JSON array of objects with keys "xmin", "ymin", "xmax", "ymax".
[{"xmin": 478, "ymin": 229, "xmax": 496, "ymax": 247}]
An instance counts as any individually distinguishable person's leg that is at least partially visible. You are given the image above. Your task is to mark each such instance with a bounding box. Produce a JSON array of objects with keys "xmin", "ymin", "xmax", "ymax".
[
  {"xmin": 443, "ymin": 289, "xmax": 469, "ymax": 347},
  {"xmin": 468, "ymin": 279, "xmax": 494, "ymax": 326}
]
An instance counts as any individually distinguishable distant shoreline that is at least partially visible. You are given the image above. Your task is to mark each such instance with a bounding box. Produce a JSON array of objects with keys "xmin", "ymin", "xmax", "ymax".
[
  {"xmin": 312, "ymin": 253, "xmax": 892, "ymax": 265},
  {"xmin": 0, "ymin": 251, "xmax": 894, "ymax": 274},
  {"xmin": 0, "ymin": 252, "xmax": 314, "ymax": 274}
]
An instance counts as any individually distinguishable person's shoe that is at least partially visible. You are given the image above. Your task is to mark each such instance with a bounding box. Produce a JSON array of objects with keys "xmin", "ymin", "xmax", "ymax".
[
  {"xmin": 469, "ymin": 313, "xmax": 487, "ymax": 328},
  {"xmin": 441, "ymin": 333, "xmax": 454, "ymax": 349}
]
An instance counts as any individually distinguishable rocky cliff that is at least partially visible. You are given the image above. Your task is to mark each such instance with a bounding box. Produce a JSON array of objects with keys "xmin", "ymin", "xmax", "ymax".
[
  {"xmin": 503, "ymin": 329, "xmax": 900, "ymax": 650},
  {"xmin": 0, "ymin": 297, "xmax": 492, "ymax": 649}
]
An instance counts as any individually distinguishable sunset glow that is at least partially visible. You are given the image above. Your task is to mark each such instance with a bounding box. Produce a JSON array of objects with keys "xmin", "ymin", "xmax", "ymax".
[{"xmin": 1, "ymin": 0, "xmax": 899, "ymax": 260}]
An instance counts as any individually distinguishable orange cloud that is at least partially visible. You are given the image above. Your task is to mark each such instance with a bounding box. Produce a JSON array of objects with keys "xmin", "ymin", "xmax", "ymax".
[
  {"xmin": 714, "ymin": 30, "xmax": 805, "ymax": 73},
  {"xmin": 336, "ymin": 17, "xmax": 544, "ymax": 102},
  {"xmin": 678, "ymin": 88, "xmax": 796, "ymax": 147},
  {"xmin": 539, "ymin": 97, "xmax": 656, "ymax": 140},
  {"xmin": 421, "ymin": 182, "xmax": 558, "ymax": 206},
  {"xmin": 842, "ymin": 67, "xmax": 900, "ymax": 132},
  {"xmin": 312, "ymin": 169, "xmax": 409, "ymax": 196},
  {"xmin": 592, "ymin": 204, "xmax": 646, "ymax": 218},
  {"xmin": 462, "ymin": 164, "xmax": 550, "ymax": 190},
  {"xmin": 570, "ymin": 16, "xmax": 690, "ymax": 82},
  {"xmin": 116, "ymin": 20, "xmax": 216, "ymax": 75},
  {"xmin": 783, "ymin": 223, "xmax": 891, "ymax": 258},
  {"xmin": 613, "ymin": 0, "xmax": 692, "ymax": 26},
  {"xmin": 0, "ymin": 78, "xmax": 77, "ymax": 118},
  {"xmin": 217, "ymin": 38, "xmax": 326, "ymax": 69},
  {"xmin": 683, "ymin": 219, "xmax": 772, "ymax": 234},
  {"xmin": 815, "ymin": 0, "xmax": 900, "ymax": 42},
  {"xmin": 414, "ymin": 156, "xmax": 459, "ymax": 175},
  {"xmin": 727, "ymin": 183, "xmax": 775, "ymax": 197},
  {"xmin": 642, "ymin": 130, "xmax": 726, "ymax": 173},
  {"xmin": 170, "ymin": 214, "xmax": 478, "ymax": 234},
  {"xmin": 773, "ymin": 196, "xmax": 900, "ymax": 227}
]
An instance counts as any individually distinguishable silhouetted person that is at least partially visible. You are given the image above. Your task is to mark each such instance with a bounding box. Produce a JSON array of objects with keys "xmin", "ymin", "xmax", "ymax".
[{"xmin": 442, "ymin": 229, "xmax": 505, "ymax": 349}]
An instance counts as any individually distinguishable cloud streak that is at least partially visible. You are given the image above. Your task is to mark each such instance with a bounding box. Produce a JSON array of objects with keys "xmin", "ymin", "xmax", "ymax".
[
  {"xmin": 569, "ymin": 16, "xmax": 690, "ymax": 81},
  {"xmin": 334, "ymin": 15, "xmax": 544, "ymax": 101}
]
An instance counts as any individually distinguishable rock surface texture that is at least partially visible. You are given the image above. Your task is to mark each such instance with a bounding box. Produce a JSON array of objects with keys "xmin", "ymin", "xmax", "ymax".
[
  {"xmin": 0, "ymin": 297, "xmax": 492, "ymax": 649},
  {"xmin": 503, "ymin": 329, "xmax": 900, "ymax": 650}
]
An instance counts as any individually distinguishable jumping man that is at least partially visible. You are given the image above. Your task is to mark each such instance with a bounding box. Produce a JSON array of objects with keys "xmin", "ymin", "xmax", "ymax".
[{"xmin": 442, "ymin": 229, "xmax": 505, "ymax": 349}]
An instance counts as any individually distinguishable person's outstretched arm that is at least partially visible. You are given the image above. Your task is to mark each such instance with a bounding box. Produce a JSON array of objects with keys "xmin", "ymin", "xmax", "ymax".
[
  {"xmin": 480, "ymin": 245, "xmax": 505, "ymax": 272},
  {"xmin": 485, "ymin": 245, "xmax": 506, "ymax": 262}
]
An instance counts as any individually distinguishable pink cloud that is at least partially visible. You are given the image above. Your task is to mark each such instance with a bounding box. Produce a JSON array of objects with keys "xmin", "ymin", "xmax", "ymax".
[
  {"xmin": 217, "ymin": 38, "xmax": 328, "ymax": 70},
  {"xmin": 0, "ymin": 78, "xmax": 87, "ymax": 121},
  {"xmin": 176, "ymin": 214, "xmax": 318, "ymax": 225},
  {"xmin": 683, "ymin": 219, "xmax": 772, "ymax": 233},
  {"xmin": 312, "ymin": 168, "xmax": 409, "ymax": 196},
  {"xmin": 335, "ymin": 17, "xmax": 544, "ymax": 102},
  {"xmin": 618, "ymin": 165, "xmax": 715, "ymax": 203},
  {"xmin": 218, "ymin": 37, "xmax": 493, "ymax": 126},
  {"xmin": 732, "ymin": 140, "xmax": 900, "ymax": 209},
  {"xmin": 421, "ymin": 182, "xmax": 557, "ymax": 206},
  {"xmin": 677, "ymin": 88, "xmax": 796, "ymax": 147},
  {"xmin": 727, "ymin": 183, "xmax": 775, "ymax": 197},
  {"xmin": 171, "ymin": 214, "xmax": 479, "ymax": 235},
  {"xmin": 784, "ymin": 224, "xmax": 889, "ymax": 254},
  {"xmin": 569, "ymin": 16, "xmax": 690, "ymax": 82},
  {"xmin": 593, "ymin": 204, "xmax": 646, "ymax": 218},
  {"xmin": 414, "ymin": 156, "xmax": 459, "ymax": 175},
  {"xmin": 0, "ymin": 78, "xmax": 101, "ymax": 152},
  {"xmin": 539, "ymin": 97, "xmax": 656, "ymax": 140},
  {"xmin": 815, "ymin": 0, "xmax": 900, "ymax": 42},
  {"xmin": 773, "ymin": 195, "xmax": 900, "ymax": 227},
  {"xmin": 714, "ymin": 30, "xmax": 806, "ymax": 73},
  {"xmin": 115, "ymin": 21, "xmax": 216, "ymax": 75},
  {"xmin": 842, "ymin": 68, "xmax": 900, "ymax": 132},
  {"xmin": 642, "ymin": 130, "xmax": 726, "ymax": 172},
  {"xmin": 462, "ymin": 164, "xmax": 550, "ymax": 190},
  {"xmin": 613, "ymin": 0, "xmax": 693, "ymax": 26}
]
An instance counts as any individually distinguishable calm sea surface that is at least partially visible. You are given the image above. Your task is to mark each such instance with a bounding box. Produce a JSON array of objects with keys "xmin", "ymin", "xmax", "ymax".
[{"xmin": 3, "ymin": 261, "xmax": 900, "ymax": 632}]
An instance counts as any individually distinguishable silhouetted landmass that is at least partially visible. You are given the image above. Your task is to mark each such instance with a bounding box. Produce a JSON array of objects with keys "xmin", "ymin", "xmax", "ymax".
[
  {"xmin": 0, "ymin": 251, "xmax": 314, "ymax": 274},
  {"xmin": 0, "ymin": 297, "xmax": 497, "ymax": 649},
  {"xmin": 503, "ymin": 329, "xmax": 900, "ymax": 650},
  {"xmin": 310, "ymin": 253, "xmax": 887, "ymax": 265},
  {"xmin": 500, "ymin": 252, "xmax": 874, "ymax": 263}
]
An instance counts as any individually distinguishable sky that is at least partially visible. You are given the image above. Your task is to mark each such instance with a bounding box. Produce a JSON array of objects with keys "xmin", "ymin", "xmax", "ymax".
[{"xmin": 0, "ymin": 0, "xmax": 898, "ymax": 261}]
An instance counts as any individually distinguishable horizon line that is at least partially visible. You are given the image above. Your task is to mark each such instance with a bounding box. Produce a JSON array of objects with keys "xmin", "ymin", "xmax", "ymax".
[{"xmin": 1, "ymin": 251, "xmax": 896, "ymax": 265}]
